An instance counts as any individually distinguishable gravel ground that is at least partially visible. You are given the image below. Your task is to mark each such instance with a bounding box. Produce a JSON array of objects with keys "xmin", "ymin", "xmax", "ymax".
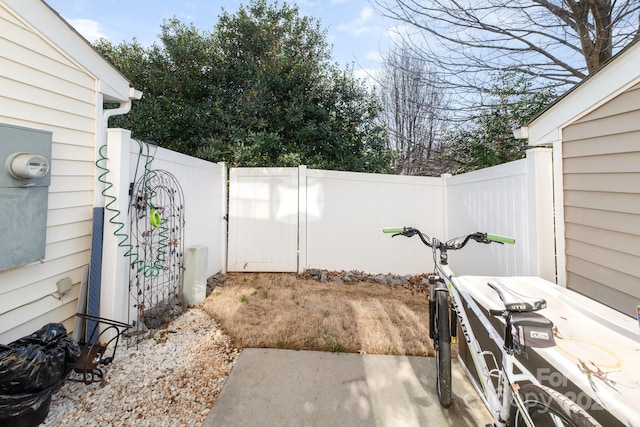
[{"xmin": 41, "ymin": 307, "xmax": 240, "ymax": 427}]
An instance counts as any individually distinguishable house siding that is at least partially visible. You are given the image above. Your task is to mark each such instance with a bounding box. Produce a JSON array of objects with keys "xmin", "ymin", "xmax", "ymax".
[
  {"xmin": 0, "ymin": 3, "xmax": 97, "ymax": 343},
  {"xmin": 562, "ymin": 83, "xmax": 640, "ymax": 315}
]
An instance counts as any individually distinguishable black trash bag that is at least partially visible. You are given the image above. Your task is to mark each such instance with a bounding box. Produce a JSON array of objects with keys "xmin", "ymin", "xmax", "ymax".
[
  {"xmin": 0, "ymin": 323, "xmax": 80, "ymax": 395},
  {"xmin": 0, "ymin": 380, "xmax": 63, "ymax": 426},
  {"xmin": 0, "ymin": 323, "xmax": 80, "ymax": 426}
]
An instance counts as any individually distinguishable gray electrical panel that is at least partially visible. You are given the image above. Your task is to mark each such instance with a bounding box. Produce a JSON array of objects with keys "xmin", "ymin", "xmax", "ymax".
[{"xmin": 0, "ymin": 123, "xmax": 52, "ymax": 271}]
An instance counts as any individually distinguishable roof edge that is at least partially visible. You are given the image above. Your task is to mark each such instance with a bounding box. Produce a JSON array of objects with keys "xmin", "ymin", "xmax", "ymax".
[{"xmin": 5, "ymin": 0, "xmax": 136, "ymax": 102}]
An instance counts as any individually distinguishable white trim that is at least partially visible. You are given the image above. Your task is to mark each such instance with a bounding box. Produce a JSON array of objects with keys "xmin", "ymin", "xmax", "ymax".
[
  {"xmin": 528, "ymin": 41, "xmax": 640, "ymax": 146},
  {"xmin": 94, "ymin": 92, "xmax": 105, "ymax": 207},
  {"xmin": 552, "ymin": 140, "xmax": 567, "ymax": 287},
  {"xmin": 4, "ymin": 0, "xmax": 133, "ymax": 102}
]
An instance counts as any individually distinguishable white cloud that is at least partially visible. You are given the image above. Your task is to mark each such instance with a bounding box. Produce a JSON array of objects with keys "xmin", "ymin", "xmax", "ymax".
[
  {"xmin": 386, "ymin": 24, "xmax": 412, "ymax": 42},
  {"xmin": 339, "ymin": 6, "xmax": 376, "ymax": 36},
  {"xmin": 365, "ymin": 50, "xmax": 383, "ymax": 63},
  {"xmin": 66, "ymin": 18, "xmax": 106, "ymax": 42}
]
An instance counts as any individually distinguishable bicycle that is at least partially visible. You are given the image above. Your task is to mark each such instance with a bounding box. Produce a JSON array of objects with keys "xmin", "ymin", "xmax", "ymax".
[{"xmin": 383, "ymin": 226, "xmax": 602, "ymax": 427}]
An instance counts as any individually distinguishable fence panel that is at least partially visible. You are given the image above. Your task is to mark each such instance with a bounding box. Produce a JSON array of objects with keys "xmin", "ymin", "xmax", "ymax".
[
  {"xmin": 302, "ymin": 169, "xmax": 444, "ymax": 275},
  {"xmin": 128, "ymin": 141, "xmax": 227, "ymax": 276},
  {"xmin": 445, "ymin": 148, "xmax": 554, "ymax": 279},
  {"xmin": 100, "ymin": 130, "xmax": 226, "ymax": 324}
]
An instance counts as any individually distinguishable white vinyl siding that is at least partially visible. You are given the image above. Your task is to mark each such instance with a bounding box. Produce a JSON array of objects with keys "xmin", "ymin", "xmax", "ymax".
[
  {"xmin": 0, "ymin": 3, "xmax": 97, "ymax": 343},
  {"xmin": 562, "ymin": 83, "xmax": 640, "ymax": 315}
]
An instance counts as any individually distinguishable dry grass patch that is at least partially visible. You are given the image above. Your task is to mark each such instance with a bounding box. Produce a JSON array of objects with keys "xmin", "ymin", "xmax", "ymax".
[{"xmin": 202, "ymin": 272, "xmax": 437, "ymax": 356}]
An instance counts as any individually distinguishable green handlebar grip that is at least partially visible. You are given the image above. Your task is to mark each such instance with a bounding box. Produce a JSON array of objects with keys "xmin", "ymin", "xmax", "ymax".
[
  {"xmin": 486, "ymin": 233, "xmax": 515, "ymax": 244},
  {"xmin": 383, "ymin": 227, "xmax": 405, "ymax": 234}
]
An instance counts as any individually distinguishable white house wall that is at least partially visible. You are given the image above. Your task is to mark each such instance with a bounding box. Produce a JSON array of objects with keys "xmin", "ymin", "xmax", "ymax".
[
  {"xmin": 526, "ymin": 40, "xmax": 640, "ymax": 317},
  {"xmin": 0, "ymin": 2, "xmax": 98, "ymax": 343}
]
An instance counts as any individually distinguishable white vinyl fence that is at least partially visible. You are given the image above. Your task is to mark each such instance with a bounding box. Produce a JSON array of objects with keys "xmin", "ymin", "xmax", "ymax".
[
  {"xmin": 98, "ymin": 136, "xmax": 553, "ymax": 324},
  {"xmin": 228, "ymin": 148, "xmax": 555, "ymax": 280},
  {"xmin": 99, "ymin": 129, "xmax": 227, "ymax": 324},
  {"xmin": 303, "ymin": 168, "xmax": 444, "ymax": 275},
  {"xmin": 445, "ymin": 148, "xmax": 555, "ymax": 279}
]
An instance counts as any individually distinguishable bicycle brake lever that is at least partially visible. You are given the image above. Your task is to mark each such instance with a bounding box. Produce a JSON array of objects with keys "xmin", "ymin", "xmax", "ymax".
[
  {"xmin": 472, "ymin": 232, "xmax": 493, "ymax": 245},
  {"xmin": 403, "ymin": 228, "xmax": 420, "ymax": 238}
]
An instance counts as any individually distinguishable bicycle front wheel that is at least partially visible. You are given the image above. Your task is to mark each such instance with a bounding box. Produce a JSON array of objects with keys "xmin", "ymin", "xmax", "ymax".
[
  {"xmin": 510, "ymin": 384, "xmax": 602, "ymax": 427},
  {"xmin": 435, "ymin": 290, "xmax": 451, "ymax": 408}
]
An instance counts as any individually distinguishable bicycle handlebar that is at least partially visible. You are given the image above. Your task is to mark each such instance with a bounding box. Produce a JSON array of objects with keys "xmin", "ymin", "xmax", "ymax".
[{"xmin": 382, "ymin": 226, "xmax": 515, "ymax": 249}]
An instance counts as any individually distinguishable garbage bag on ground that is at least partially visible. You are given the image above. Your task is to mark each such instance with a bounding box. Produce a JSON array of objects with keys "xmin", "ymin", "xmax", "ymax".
[
  {"xmin": 0, "ymin": 323, "xmax": 80, "ymax": 424},
  {"xmin": 0, "ymin": 381, "xmax": 60, "ymax": 426}
]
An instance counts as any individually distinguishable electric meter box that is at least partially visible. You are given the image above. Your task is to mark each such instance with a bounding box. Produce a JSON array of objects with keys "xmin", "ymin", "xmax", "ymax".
[{"xmin": 0, "ymin": 123, "xmax": 52, "ymax": 271}]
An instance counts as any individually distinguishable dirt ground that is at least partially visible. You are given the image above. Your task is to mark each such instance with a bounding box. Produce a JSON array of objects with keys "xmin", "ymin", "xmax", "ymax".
[{"xmin": 202, "ymin": 272, "xmax": 445, "ymax": 356}]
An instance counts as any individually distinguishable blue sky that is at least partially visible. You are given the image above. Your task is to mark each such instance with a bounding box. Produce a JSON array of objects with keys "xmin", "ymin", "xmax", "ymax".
[{"xmin": 45, "ymin": 0, "xmax": 400, "ymax": 81}]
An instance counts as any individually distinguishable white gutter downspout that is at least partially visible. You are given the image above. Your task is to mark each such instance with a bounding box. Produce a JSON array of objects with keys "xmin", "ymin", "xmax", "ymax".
[
  {"xmin": 513, "ymin": 126, "xmax": 529, "ymax": 140},
  {"xmin": 94, "ymin": 87, "xmax": 143, "ymax": 207},
  {"xmin": 84, "ymin": 87, "xmax": 142, "ymax": 335},
  {"xmin": 103, "ymin": 86, "xmax": 143, "ymax": 124}
]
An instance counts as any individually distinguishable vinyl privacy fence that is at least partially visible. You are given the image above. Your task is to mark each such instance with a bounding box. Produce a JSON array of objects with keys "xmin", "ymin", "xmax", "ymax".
[
  {"xmin": 228, "ymin": 148, "xmax": 555, "ymax": 280},
  {"xmin": 81, "ymin": 131, "xmax": 553, "ymax": 334},
  {"xmin": 99, "ymin": 129, "xmax": 227, "ymax": 325}
]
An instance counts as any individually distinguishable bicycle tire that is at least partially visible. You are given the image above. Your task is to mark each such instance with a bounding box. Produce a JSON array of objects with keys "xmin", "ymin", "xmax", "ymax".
[
  {"xmin": 510, "ymin": 384, "xmax": 602, "ymax": 427},
  {"xmin": 435, "ymin": 290, "xmax": 452, "ymax": 408}
]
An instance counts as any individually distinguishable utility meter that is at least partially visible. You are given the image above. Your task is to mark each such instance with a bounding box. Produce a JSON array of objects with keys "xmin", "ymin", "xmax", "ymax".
[
  {"xmin": 0, "ymin": 123, "xmax": 52, "ymax": 272},
  {"xmin": 6, "ymin": 152, "xmax": 50, "ymax": 180}
]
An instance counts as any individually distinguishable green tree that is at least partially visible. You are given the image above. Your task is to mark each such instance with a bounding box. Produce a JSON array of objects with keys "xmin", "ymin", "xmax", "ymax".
[
  {"xmin": 96, "ymin": 21, "xmax": 221, "ymax": 154},
  {"xmin": 96, "ymin": 0, "xmax": 392, "ymax": 173},
  {"xmin": 445, "ymin": 74, "xmax": 557, "ymax": 173}
]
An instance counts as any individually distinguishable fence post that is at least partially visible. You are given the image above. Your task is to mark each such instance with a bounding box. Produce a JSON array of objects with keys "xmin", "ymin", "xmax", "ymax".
[
  {"xmin": 525, "ymin": 148, "xmax": 555, "ymax": 282},
  {"xmin": 298, "ymin": 165, "xmax": 307, "ymax": 274},
  {"xmin": 219, "ymin": 162, "xmax": 228, "ymax": 274},
  {"xmin": 441, "ymin": 173, "xmax": 452, "ymax": 240},
  {"xmin": 100, "ymin": 129, "xmax": 132, "ymax": 324}
]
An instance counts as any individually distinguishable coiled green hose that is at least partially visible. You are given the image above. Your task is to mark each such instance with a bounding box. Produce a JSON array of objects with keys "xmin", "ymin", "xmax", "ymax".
[{"xmin": 95, "ymin": 138, "xmax": 167, "ymax": 277}]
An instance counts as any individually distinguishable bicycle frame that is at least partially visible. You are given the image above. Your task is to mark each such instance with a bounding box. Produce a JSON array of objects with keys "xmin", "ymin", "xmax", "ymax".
[{"xmin": 435, "ymin": 261, "xmax": 540, "ymax": 427}]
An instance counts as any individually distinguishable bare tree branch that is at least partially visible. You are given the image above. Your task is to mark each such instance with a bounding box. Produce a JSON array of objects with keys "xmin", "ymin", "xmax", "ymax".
[
  {"xmin": 378, "ymin": 45, "xmax": 452, "ymax": 175},
  {"xmin": 371, "ymin": 0, "xmax": 639, "ymax": 114}
]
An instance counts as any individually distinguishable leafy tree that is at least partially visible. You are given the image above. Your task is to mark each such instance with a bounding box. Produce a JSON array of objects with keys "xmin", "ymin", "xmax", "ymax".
[
  {"xmin": 96, "ymin": 21, "xmax": 221, "ymax": 154},
  {"xmin": 445, "ymin": 74, "xmax": 557, "ymax": 173},
  {"xmin": 96, "ymin": 0, "xmax": 392, "ymax": 173}
]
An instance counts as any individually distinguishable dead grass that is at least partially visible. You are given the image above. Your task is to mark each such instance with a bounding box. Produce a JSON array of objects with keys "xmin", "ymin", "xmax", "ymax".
[{"xmin": 202, "ymin": 272, "xmax": 440, "ymax": 356}]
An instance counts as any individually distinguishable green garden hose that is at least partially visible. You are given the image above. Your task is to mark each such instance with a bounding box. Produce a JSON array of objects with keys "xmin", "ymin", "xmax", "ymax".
[{"xmin": 95, "ymin": 139, "xmax": 168, "ymax": 277}]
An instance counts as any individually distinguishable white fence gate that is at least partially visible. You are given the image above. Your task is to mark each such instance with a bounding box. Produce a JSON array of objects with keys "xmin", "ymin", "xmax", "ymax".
[{"xmin": 227, "ymin": 168, "xmax": 299, "ymax": 272}]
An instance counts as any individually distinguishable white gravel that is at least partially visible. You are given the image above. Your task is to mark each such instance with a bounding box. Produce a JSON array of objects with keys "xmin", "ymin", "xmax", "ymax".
[{"xmin": 42, "ymin": 308, "xmax": 240, "ymax": 427}]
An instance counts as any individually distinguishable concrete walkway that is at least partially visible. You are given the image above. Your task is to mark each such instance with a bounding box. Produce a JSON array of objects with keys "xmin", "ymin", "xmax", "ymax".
[{"xmin": 203, "ymin": 348, "xmax": 492, "ymax": 426}]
